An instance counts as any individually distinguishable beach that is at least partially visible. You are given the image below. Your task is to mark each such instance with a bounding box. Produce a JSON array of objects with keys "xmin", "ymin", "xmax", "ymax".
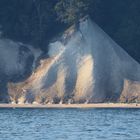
[{"xmin": 0, "ymin": 103, "xmax": 140, "ymax": 108}]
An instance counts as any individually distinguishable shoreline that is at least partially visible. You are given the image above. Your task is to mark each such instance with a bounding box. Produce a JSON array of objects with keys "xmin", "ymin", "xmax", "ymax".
[{"xmin": 0, "ymin": 103, "xmax": 140, "ymax": 108}]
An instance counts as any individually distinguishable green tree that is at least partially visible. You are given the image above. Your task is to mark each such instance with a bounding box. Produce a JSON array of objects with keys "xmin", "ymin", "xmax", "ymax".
[{"xmin": 55, "ymin": 0, "xmax": 89, "ymax": 28}]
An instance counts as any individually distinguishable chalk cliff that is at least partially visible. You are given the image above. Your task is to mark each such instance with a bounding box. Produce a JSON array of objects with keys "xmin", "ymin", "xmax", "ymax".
[
  {"xmin": 7, "ymin": 17, "xmax": 140, "ymax": 103},
  {"xmin": 0, "ymin": 39, "xmax": 41, "ymax": 102}
]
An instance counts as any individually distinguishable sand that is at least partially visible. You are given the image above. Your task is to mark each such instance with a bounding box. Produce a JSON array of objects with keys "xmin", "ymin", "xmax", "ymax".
[{"xmin": 0, "ymin": 103, "xmax": 140, "ymax": 109}]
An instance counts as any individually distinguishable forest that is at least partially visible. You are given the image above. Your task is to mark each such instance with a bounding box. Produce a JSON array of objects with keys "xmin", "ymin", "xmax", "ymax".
[{"xmin": 0, "ymin": 0, "xmax": 140, "ymax": 62}]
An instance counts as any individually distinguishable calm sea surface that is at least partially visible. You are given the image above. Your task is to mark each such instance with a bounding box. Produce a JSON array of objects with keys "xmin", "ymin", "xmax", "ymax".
[{"xmin": 0, "ymin": 108, "xmax": 140, "ymax": 140}]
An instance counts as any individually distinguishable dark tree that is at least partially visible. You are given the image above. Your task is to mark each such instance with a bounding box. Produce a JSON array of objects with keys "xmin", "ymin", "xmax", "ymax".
[{"xmin": 55, "ymin": 0, "xmax": 89, "ymax": 28}]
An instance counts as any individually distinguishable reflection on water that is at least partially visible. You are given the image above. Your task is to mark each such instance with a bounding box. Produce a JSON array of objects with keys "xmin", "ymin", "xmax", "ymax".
[{"xmin": 0, "ymin": 109, "xmax": 140, "ymax": 140}]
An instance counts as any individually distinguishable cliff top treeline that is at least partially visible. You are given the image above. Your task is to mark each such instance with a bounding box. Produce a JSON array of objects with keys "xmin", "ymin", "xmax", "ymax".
[{"xmin": 0, "ymin": 0, "xmax": 140, "ymax": 62}]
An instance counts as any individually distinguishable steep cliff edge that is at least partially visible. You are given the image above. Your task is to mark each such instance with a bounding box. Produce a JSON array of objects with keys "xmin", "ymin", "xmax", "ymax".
[
  {"xmin": 120, "ymin": 79, "xmax": 140, "ymax": 103},
  {"xmin": 0, "ymin": 39, "xmax": 42, "ymax": 102},
  {"xmin": 8, "ymin": 17, "xmax": 140, "ymax": 104}
]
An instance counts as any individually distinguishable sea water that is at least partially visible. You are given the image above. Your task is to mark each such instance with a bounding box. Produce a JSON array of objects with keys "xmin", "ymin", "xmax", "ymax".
[{"xmin": 0, "ymin": 108, "xmax": 140, "ymax": 140}]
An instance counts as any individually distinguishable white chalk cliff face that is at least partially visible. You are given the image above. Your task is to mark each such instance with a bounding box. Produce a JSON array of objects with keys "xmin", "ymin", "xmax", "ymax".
[
  {"xmin": 8, "ymin": 17, "xmax": 140, "ymax": 104},
  {"xmin": 0, "ymin": 40, "xmax": 31, "ymax": 77},
  {"xmin": 0, "ymin": 39, "xmax": 42, "ymax": 101}
]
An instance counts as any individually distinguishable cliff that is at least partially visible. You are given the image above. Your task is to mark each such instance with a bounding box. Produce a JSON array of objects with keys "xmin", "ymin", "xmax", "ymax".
[
  {"xmin": 0, "ymin": 39, "xmax": 41, "ymax": 102},
  {"xmin": 7, "ymin": 17, "xmax": 140, "ymax": 104}
]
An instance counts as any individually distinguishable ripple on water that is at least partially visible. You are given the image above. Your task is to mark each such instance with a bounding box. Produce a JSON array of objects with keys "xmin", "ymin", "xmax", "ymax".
[{"xmin": 0, "ymin": 108, "xmax": 140, "ymax": 140}]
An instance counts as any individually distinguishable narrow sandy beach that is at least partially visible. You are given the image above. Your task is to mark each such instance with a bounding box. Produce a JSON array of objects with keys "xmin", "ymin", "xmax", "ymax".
[{"xmin": 0, "ymin": 103, "xmax": 140, "ymax": 108}]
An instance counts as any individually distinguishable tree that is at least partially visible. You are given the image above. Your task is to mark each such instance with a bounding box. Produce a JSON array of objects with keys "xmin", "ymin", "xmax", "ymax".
[{"xmin": 55, "ymin": 0, "xmax": 89, "ymax": 28}]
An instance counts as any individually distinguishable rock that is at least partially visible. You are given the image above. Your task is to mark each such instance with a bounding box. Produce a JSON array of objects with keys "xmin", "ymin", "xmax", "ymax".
[
  {"xmin": 7, "ymin": 17, "xmax": 140, "ymax": 103},
  {"xmin": 0, "ymin": 39, "xmax": 42, "ymax": 101},
  {"xmin": 120, "ymin": 79, "xmax": 140, "ymax": 103}
]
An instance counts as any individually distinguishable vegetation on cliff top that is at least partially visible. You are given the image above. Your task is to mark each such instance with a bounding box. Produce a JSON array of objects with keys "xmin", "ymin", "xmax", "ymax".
[{"xmin": 0, "ymin": 0, "xmax": 140, "ymax": 62}]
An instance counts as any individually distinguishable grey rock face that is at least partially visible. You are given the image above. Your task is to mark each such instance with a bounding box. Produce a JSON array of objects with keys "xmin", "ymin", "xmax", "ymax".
[
  {"xmin": 120, "ymin": 80, "xmax": 140, "ymax": 103},
  {"xmin": 0, "ymin": 39, "xmax": 35, "ymax": 102},
  {"xmin": 8, "ymin": 18, "xmax": 140, "ymax": 103}
]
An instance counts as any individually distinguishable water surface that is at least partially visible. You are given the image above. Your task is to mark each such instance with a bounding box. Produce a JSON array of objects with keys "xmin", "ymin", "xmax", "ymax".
[{"xmin": 0, "ymin": 108, "xmax": 140, "ymax": 140}]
